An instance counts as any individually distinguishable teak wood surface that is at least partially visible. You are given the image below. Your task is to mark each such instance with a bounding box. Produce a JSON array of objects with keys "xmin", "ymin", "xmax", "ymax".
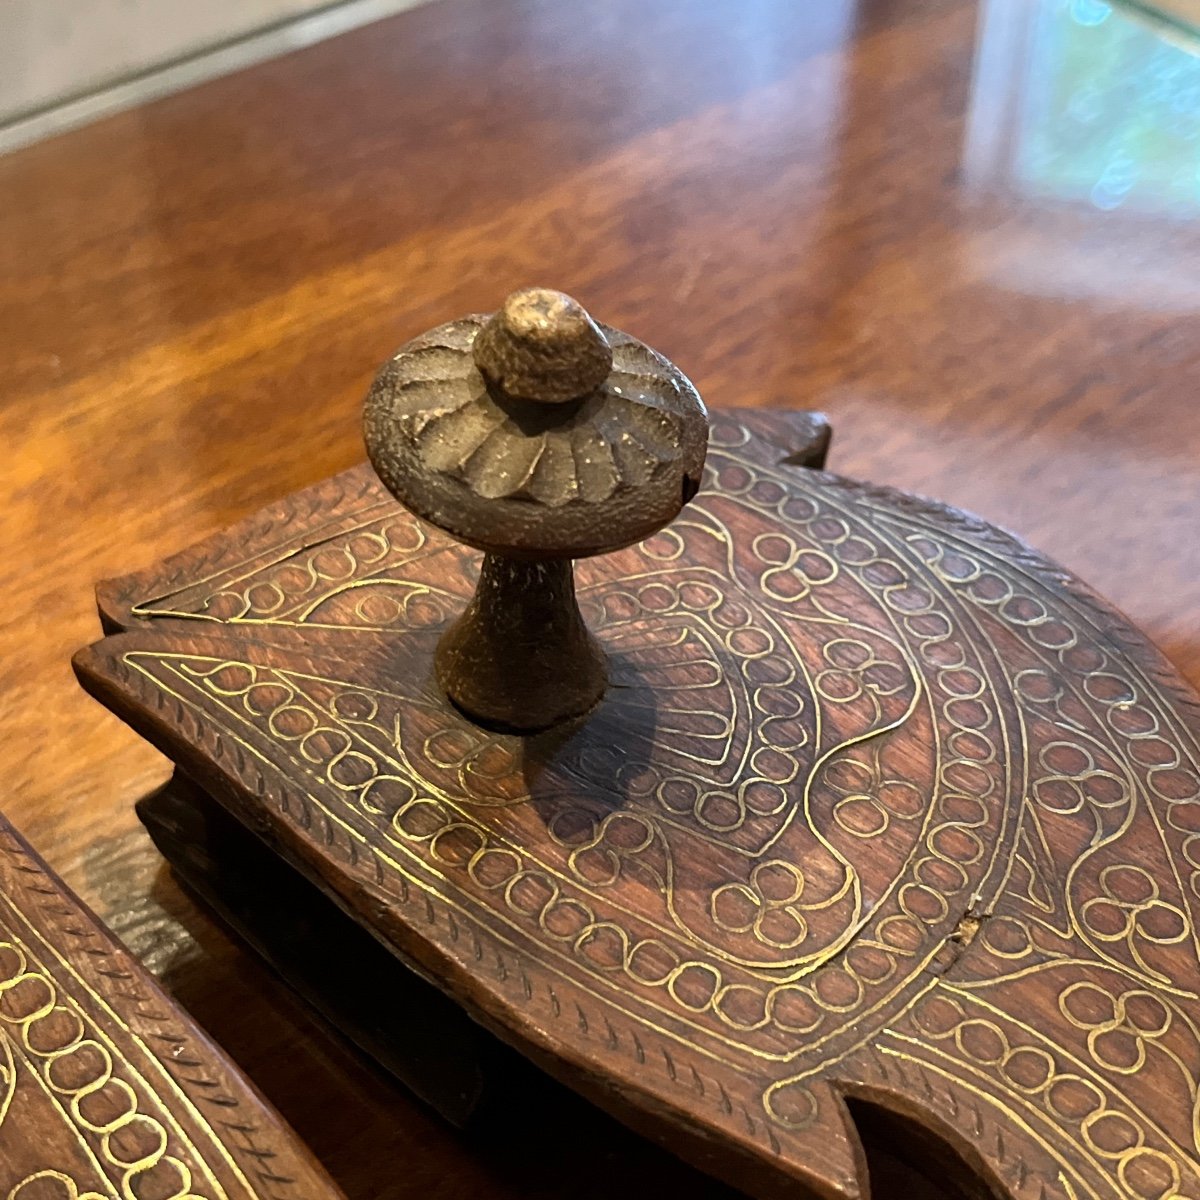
[{"xmin": 3, "ymin": 0, "xmax": 1200, "ymax": 1196}]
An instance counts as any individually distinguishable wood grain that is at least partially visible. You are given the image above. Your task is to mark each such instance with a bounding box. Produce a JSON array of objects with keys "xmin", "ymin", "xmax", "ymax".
[{"xmin": 3, "ymin": 0, "xmax": 1200, "ymax": 1195}]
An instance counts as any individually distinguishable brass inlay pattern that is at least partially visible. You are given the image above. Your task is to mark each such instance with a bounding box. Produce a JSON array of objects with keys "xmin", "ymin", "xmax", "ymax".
[
  {"xmin": 0, "ymin": 829, "xmax": 307, "ymax": 1200},
  {"xmin": 113, "ymin": 416, "xmax": 1200, "ymax": 1198}
]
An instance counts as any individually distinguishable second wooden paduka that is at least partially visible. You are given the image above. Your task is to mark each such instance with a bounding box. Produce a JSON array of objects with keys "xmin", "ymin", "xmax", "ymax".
[{"xmin": 0, "ymin": 806, "xmax": 343, "ymax": 1200}]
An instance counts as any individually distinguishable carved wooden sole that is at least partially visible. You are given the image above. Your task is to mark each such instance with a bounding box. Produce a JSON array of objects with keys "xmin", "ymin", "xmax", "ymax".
[{"xmin": 75, "ymin": 408, "xmax": 1200, "ymax": 1200}]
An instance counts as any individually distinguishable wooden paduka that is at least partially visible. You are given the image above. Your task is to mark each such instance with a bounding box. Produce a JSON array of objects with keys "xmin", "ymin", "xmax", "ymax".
[
  {"xmin": 0, "ymin": 806, "xmax": 343, "ymax": 1200},
  {"xmin": 75, "ymin": 289, "xmax": 1200, "ymax": 1200}
]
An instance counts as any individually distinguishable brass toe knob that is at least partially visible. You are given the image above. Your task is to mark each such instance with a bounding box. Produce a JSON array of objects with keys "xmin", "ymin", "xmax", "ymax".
[{"xmin": 363, "ymin": 287, "xmax": 708, "ymax": 731}]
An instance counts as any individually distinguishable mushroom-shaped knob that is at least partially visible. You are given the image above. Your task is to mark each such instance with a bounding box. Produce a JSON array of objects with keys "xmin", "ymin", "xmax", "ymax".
[{"xmin": 363, "ymin": 287, "xmax": 708, "ymax": 731}]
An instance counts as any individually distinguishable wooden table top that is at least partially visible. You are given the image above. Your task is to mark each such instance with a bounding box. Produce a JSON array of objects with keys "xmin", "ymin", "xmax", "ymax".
[{"xmin": 2, "ymin": 0, "xmax": 1198, "ymax": 1195}]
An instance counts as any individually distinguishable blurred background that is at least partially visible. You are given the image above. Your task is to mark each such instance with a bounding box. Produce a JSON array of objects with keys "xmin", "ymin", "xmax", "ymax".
[
  {"xmin": 5, "ymin": 0, "xmax": 1200, "ymax": 205},
  {"xmin": 0, "ymin": 0, "xmax": 426, "ymax": 149}
]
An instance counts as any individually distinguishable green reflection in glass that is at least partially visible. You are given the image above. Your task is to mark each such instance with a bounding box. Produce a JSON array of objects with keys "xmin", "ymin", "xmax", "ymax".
[{"xmin": 1018, "ymin": 0, "xmax": 1200, "ymax": 213}]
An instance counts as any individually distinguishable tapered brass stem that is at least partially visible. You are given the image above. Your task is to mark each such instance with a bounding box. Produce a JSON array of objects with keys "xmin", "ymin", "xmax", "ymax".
[{"xmin": 434, "ymin": 554, "xmax": 607, "ymax": 731}]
